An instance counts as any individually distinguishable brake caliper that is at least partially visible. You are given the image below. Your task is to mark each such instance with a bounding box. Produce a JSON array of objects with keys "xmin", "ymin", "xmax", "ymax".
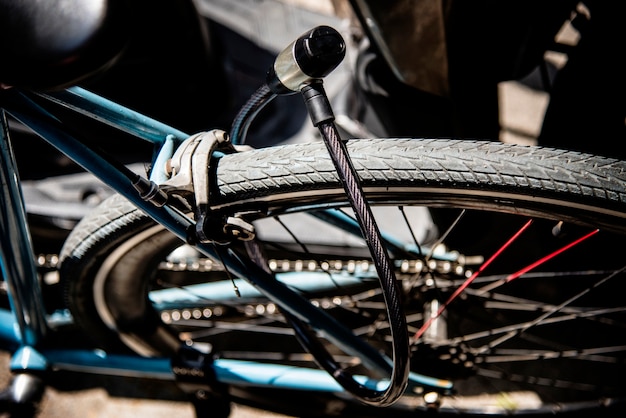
[{"xmin": 160, "ymin": 129, "xmax": 255, "ymax": 244}]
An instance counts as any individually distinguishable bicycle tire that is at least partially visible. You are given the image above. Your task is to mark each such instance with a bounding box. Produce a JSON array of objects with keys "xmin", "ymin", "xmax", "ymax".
[{"xmin": 60, "ymin": 138, "xmax": 626, "ymax": 417}]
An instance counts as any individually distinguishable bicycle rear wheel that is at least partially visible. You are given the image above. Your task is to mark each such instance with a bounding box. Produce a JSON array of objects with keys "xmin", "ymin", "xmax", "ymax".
[{"xmin": 60, "ymin": 138, "xmax": 626, "ymax": 416}]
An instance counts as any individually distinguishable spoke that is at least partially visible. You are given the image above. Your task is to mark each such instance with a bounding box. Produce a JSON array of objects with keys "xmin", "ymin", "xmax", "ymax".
[
  {"xmin": 398, "ymin": 206, "xmax": 424, "ymax": 256},
  {"xmin": 271, "ymin": 216, "xmax": 353, "ymax": 296},
  {"xmin": 470, "ymin": 289, "xmax": 626, "ymax": 317},
  {"xmin": 426, "ymin": 209, "xmax": 466, "ymax": 260},
  {"xmin": 405, "ymin": 210, "xmax": 466, "ymax": 290},
  {"xmin": 475, "ymin": 368, "xmax": 599, "ymax": 392},
  {"xmin": 482, "ymin": 345, "xmax": 626, "ymax": 363},
  {"xmin": 445, "ymin": 306, "xmax": 626, "ymax": 345},
  {"xmin": 352, "ymin": 313, "xmax": 424, "ymax": 338},
  {"xmin": 475, "ymin": 266, "xmax": 626, "ymax": 353},
  {"xmin": 467, "ymin": 278, "xmax": 626, "ymax": 328},
  {"xmin": 455, "ymin": 269, "xmax": 616, "ymax": 288},
  {"xmin": 476, "ymin": 229, "xmax": 599, "ymax": 294},
  {"xmin": 413, "ymin": 219, "xmax": 533, "ymax": 340},
  {"xmin": 505, "ymin": 229, "xmax": 599, "ymax": 282}
]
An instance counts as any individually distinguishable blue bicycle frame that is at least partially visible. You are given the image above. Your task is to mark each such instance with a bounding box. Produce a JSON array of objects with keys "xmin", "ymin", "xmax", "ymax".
[{"xmin": 0, "ymin": 86, "xmax": 451, "ymax": 397}]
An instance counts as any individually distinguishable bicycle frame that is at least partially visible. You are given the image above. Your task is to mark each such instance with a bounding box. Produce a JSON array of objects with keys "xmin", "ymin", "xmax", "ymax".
[{"xmin": 0, "ymin": 86, "xmax": 451, "ymax": 398}]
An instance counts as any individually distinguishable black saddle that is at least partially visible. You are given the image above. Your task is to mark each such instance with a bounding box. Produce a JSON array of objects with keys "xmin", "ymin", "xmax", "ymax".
[{"xmin": 0, "ymin": 0, "xmax": 131, "ymax": 90}]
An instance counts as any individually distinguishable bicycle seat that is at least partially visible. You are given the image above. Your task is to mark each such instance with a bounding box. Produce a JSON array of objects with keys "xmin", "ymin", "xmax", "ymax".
[{"xmin": 0, "ymin": 0, "xmax": 131, "ymax": 90}]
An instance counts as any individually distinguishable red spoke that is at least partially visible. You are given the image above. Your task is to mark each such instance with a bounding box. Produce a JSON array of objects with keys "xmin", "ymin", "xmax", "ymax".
[
  {"xmin": 505, "ymin": 229, "xmax": 599, "ymax": 282},
  {"xmin": 414, "ymin": 219, "xmax": 533, "ymax": 340}
]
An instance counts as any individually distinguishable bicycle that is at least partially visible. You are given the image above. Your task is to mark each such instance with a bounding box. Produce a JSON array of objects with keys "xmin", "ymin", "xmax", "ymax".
[{"xmin": 2, "ymin": 1, "xmax": 626, "ymax": 417}]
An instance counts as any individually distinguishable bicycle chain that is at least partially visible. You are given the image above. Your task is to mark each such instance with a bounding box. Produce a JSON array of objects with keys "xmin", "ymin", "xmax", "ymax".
[{"xmin": 31, "ymin": 252, "xmax": 474, "ymax": 325}]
